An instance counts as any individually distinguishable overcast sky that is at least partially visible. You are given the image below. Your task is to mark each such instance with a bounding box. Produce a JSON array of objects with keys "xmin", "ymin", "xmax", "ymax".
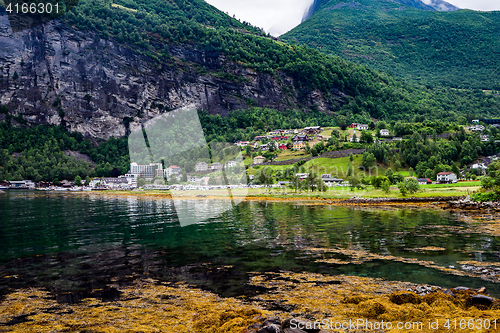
[{"xmin": 206, "ymin": 0, "xmax": 500, "ymax": 36}]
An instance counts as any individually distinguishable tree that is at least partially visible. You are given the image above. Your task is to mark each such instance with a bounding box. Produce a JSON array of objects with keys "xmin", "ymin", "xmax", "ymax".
[
  {"xmin": 110, "ymin": 167, "xmax": 121, "ymax": 177},
  {"xmin": 392, "ymin": 173, "xmax": 404, "ymax": 184},
  {"xmin": 53, "ymin": 178, "xmax": 60, "ymax": 186},
  {"xmin": 405, "ymin": 178, "xmax": 420, "ymax": 194},
  {"xmin": 84, "ymin": 176, "xmax": 91, "ymax": 186},
  {"xmin": 348, "ymin": 176, "xmax": 360, "ymax": 191},
  {"xmin": 349, "ymin": 153, "xmax": 354, "ymax": 162},
  {"xmin": 385, "ymin": 168, "xmax": 394, "ymax": 183},
  {"xmin": 137, "ymin": 177, "xmax": 146, "ymax": 187},
  {"xmin": 381, "ymin": 179, "xmax": 391, "ymax": 194},
  {"xmin": 397, "ymin": 181, "xmax": 408, "ymax": 196},
  {"xmin": 181, "ymin": 170, "xmax": 187, "ymax": 182},
  {"xmin": 337, "ymin": 115, "xmax": 347, "ymax": 127},
  {"xmin": 360, "ymin": 131, "xmax": 373, "ymax": 143},
  {"xmin": 74, "ymin": 175, "xmax": 82, "ymax": 186},
  {"xmin": 371, "ymin": 176, "xmax": 389, "ymax": 188},
  {"xmin": 347, "ymin": 161, "xmax": 353, "ymax": 176},
  {"xmin": 362, "ymin": 152, "xmax": 376, "ymax": 168},
  {"xmin": 481, "ymin": 176, "xmax": 494, "ymax": 190},
  {"xmin": 257, "ymin": 167, "xmax": 273, "ymax": 187},
  {"xmin": 394, "ymin": 159, "xmax": 402, "ymax": 171}
]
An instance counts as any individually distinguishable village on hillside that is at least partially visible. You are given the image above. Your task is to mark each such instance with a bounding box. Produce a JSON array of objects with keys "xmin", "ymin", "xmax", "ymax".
[{"xmin": 2, "ymin": 119, "xmax": 497, "ymax": 195}]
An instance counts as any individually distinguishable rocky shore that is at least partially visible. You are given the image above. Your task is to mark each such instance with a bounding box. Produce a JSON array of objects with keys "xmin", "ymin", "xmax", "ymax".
[
  {"xmin": 446, "ymin": 196, "xmax": 500, "ymax": 210},
  {"xmin": 332, "ymin": 196, "xmax": 463, "ymax": 204}
]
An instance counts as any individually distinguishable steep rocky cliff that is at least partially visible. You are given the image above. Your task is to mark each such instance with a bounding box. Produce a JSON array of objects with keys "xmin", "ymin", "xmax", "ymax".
[{"xmin": 0, "ymin": 15, "xmax": 345, "ymax": 139}]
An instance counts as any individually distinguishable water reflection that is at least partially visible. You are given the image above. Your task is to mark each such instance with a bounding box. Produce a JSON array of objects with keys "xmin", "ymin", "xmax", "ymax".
[{"xmin": 1, "ymin": 190, "xmax": 500, "ymax": 298}]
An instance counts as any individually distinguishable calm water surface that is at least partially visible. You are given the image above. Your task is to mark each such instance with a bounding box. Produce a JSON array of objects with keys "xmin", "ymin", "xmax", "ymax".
[{"xmin": 1, "ymin": 190, "xmax": 500, "ymax": 299}]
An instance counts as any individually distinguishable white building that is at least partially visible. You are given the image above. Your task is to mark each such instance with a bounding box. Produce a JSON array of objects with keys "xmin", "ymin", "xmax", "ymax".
[
  {"xmin": 350, "ymin": 130, "xmax": 360, "ymax": 142},
  {"xmin": 235, "ymin": 141, "xmax": 251, "ymax": 147},
  {"xmin": 89, "ymin": 178, "xmax": 102, "ymax": 188},
  {"xmin": 380, "ymin": 129, "xmax": 390, "ymax": 136},
  {"xmin": 436, "ymin": 172, "xmax": 457, "ymax": 184},
  {"xmin": 253, "ymin": 156, "xmax": 265, "ymax": 164},
  {"xmin": 471, "ymin": 163, "xmax": 487, "ymax": 171},
  {"xmin": 210, "ymin": 163, "xmax": 223, "ymax": 171},
  {"xmin": 320, "ymin": 174, "xmax": 343, "ymax": 186},
  {"xmin": 164, "ymin": 165, "xmax": 182, "ymax": 179},
  {"xmin": 195, "ymin": 162, "xmax": 209, "ymax": 172},
  {"xmin": 130, "ymin": 162, "xmax": 162, "ymax": 179},
  {"xmin": 357, "ymin": 124, "xmax": 369, "ymax": 130},
  {"xmin": 469, "ymin": 125, "xmax": 485, "ymax": 132},
  {"xmin": 9, "ymin": 180, "xmax": 35, "ymax": 189},
  {"xmin": 224, "ymin": 160, "xmax": 237, "ymax": 168},
  {"xmin": 480, "ymin": 135, "xmax": 490, "ymax": 142},
  {"xmin": 101, "ymin": 177, "xmax": 129, "ymax": 189},
  {"xmin": 122, "ymin": 173, "xmax": 137, "ymax": 187}
]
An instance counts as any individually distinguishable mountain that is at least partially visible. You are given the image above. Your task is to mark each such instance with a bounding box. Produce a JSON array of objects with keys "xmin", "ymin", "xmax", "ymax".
[
  {"xmin": 0, "ymin": 0, "xmax": 499, "ymax": 141},
  {"xmin": 304, "ymin": 0, "xmax": 458, "ymax": 20},
  {"xmin": 286, "ymin": 0, "xmax": 500, "ymax": 89},
  {"xmin": 393, "ymin": 0, "xmax": 458, "ymax": 12}
]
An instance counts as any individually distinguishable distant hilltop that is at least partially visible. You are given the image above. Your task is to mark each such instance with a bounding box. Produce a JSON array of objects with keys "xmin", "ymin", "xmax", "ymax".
[{"xmin": 303, "ymin": 0, "xmax": 459, "ymax": 21}]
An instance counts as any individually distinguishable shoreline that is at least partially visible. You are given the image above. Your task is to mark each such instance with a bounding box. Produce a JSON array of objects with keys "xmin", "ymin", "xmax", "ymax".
[{"xmin": 63, "ymin": 190, "xmax": 483, "ymax": 210}]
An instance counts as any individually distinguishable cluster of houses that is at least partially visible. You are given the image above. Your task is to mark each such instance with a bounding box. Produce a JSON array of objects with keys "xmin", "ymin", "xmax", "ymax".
[
  {"xmin": 235, "ymin": 126, "xmax": 324, "ymax": 152},
  {"xmin": 236, "ymin": 125, "xmax": 397, "ymax": 153}
]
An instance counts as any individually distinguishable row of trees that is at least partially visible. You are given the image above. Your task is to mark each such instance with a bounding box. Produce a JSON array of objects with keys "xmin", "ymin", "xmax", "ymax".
[{"xmin": 359, "ymin": 126, "xmax": 499, "ymax": 181}]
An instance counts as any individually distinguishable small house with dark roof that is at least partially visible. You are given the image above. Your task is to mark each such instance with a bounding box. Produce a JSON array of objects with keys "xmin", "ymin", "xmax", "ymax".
[{"xmin": 416, "ymin": 178, "xmax": 432, "ymax": 185}]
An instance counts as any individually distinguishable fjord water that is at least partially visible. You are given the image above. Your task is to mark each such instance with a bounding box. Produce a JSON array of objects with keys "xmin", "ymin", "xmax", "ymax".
[{"xmin": 1, "ymin": 191, "xmax": 500, "ymax": 298}]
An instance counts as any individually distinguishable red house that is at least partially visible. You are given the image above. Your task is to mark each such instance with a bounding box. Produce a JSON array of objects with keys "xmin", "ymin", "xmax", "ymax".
[{"xmin": 278, "ymin": 143, "xmax": 287, "ymax": 150}]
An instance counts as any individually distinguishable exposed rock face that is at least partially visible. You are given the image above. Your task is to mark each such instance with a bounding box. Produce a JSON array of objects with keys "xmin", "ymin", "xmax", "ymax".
[{"xmin": 0, "ymin": 15, "xmax": 345, "ymax": 139}]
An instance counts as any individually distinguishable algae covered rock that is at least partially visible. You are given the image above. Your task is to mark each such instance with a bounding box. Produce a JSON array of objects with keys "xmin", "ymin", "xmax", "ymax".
[{"xmin": 389, "ymin": 291, "xmax": 421, "ymax": 305}]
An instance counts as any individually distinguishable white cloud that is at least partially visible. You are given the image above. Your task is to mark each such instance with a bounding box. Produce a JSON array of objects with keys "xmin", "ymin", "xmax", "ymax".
[
  {"xmin": 205, "ymin": 0, "xmax": 314, "ymax": 36},
  {"xmin": 445, "ymin": 0, "xmax": 500, "ymax": 11}
]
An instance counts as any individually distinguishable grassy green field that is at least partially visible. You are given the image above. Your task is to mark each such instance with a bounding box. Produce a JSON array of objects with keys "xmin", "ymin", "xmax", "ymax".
[
  {"xmin": 102, "ymin": 179, "xmax": 480, "ymax": 200},
  {"xmin": 423, "ymin": 181, "xmax": 480, "ymax": 188},
  {"xmin": 245, "ymin": 185, "xmax": 477, "ymax": 199}
]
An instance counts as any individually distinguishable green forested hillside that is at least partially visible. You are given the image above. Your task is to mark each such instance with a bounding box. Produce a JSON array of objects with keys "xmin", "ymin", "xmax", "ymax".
[
  {"xmin": 282, "ymin": 0, "xmax": 500, "ymax": 89},
  {"xmin": 2, "ymin": 0, "xmax": 500, "ymax": 181},
  {"xmin": 59, "ymin": 0, "xmax": 500, "ymax": 123},
  {"xmin": 0, "ymin": 121, "xmax": 130, "ymax": 181}
]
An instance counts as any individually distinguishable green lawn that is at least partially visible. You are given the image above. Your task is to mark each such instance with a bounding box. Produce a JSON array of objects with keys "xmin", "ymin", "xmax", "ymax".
[{"xmin": 422, "ymin": 181, "xmax": 481, "ymax": 188}]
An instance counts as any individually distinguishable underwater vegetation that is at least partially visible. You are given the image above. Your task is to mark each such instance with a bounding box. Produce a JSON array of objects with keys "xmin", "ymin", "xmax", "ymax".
[{"xmin": 1, "ymin": 272, "xmax": 500, "ymax": 332}]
